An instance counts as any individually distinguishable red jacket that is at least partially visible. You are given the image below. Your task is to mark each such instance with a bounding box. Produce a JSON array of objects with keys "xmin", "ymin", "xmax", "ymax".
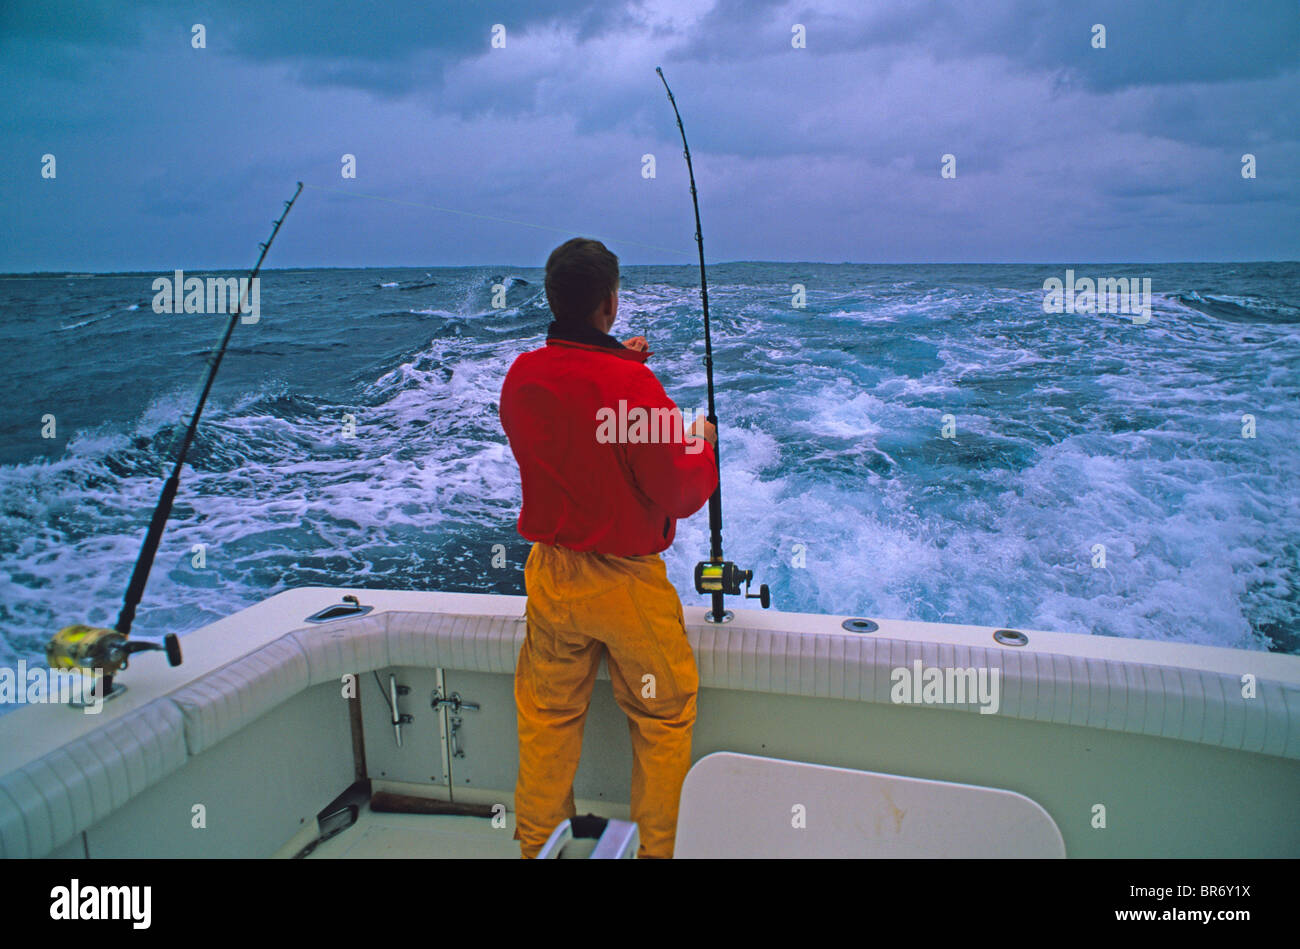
[{"xmin": 500, "ymin": 322, "xmax": 717, "ymax": 556}]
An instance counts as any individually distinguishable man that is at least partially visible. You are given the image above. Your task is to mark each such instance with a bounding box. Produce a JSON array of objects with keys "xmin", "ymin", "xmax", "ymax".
[{"xmin": 499, "ymin": 237, "xmax": 717, "ymax": 859}]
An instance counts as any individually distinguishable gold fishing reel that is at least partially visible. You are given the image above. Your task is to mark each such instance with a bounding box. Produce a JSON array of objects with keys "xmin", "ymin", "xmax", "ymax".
[
  {"xmin": 695, "ymin": 561, "xmax": 771, "ymax": 610},
  {"xmin": 46, "ymin": 624, "xmax": 183, "ymax": 680}
]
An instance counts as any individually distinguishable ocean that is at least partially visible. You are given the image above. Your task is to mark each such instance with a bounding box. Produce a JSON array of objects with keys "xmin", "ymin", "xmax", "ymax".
[{"xmin": 1, "ymin": 262, "xmax": 1297, "ymax": 701}]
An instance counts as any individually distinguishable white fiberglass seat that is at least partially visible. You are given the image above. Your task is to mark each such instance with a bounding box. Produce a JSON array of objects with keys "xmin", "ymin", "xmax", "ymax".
[{"xmin": 674, "ymin": 752, "xmax": 1065, "ymax": 858}]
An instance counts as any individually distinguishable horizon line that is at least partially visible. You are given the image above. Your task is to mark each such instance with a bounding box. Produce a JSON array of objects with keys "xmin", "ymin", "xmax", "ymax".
[{"xmin": 2, "ymin": 258, "xmax": 1297, "ymax": 278}]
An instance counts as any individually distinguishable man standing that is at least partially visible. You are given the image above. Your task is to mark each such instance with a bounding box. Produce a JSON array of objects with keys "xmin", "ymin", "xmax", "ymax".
[{"xmin": 499, "ymin": 237, "xmax": 717, "ymax": 858}]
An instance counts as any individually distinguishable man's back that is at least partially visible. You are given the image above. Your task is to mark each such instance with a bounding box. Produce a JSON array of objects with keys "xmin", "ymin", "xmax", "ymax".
[{"xmin": 500, "ymin": 325, "xmax": 716, "ymax": 556}]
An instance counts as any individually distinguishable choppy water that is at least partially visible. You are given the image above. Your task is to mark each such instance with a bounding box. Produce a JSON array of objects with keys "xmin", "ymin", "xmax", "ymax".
[{"xmin": 1, "ymin": 262, "xmax": 1297, "ymax": 698}]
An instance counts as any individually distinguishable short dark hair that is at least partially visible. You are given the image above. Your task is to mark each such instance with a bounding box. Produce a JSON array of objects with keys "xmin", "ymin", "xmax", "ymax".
[{"xmin": 544, "ymin": 238, "xmax": 619, "ymax": 326}]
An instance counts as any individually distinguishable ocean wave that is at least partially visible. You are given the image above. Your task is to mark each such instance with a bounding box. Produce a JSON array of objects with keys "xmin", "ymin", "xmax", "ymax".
[
  {"xmin": 1173, "ymin": 290, "xmax": 1300, "ymax": 324},
  {"xmin": 0, "ymin": 263, "xmax": 1296, "ymax": 687}
]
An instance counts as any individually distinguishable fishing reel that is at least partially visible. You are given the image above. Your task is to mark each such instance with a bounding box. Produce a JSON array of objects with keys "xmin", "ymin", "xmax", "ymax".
[
  {"xmin": 46, "ymin": 624, "xmax": 183, "ymax": 703},
  {"xmin": 694, "ymin": 560, "xmax": 771, "ymax": 624}
]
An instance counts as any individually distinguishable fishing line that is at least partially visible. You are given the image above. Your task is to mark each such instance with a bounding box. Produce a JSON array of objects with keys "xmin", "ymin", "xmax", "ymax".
[{"xmin": 301, "ymin": 182, "xmax": 690, "ymax": 259}]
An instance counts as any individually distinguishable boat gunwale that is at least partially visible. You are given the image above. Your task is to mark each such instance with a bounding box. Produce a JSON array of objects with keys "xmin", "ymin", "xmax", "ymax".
[{"xmin": 1, "ymin": 585, "xmax": 1296, "ymax": 858}]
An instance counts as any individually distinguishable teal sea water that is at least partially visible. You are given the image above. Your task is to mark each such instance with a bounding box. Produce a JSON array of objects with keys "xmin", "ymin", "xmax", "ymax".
[{"xmin": 0, "ymin": 262, "xmax": 1296, "ymax": 702}]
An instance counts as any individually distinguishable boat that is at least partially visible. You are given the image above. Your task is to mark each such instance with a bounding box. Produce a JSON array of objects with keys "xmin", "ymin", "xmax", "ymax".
[{"xmin": 3, "ymin": 585, "xmax": 1296, "ymax": 858}]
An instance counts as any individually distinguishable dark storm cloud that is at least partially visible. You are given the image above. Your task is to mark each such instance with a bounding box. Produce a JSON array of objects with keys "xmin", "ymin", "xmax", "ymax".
[
  {"xmin": 1, "ymin": 0, "xmax": 1296, "ymax": 267},
  {"xmin": 1, "ymin": 0, "xmax": 632, "ymax": 94},
  {"xmin": 670, "ymin": 0, "xmax": 1299, "ymax": 89}
]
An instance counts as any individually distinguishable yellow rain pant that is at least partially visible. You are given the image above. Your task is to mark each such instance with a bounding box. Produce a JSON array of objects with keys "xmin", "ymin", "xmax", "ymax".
[{"xmin": 513, "ymin": 541, "xmax": 699, "ymax": 859}]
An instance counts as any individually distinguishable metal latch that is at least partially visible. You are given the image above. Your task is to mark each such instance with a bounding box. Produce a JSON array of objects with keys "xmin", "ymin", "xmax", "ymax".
[
  {"xmin": 431, "ymin": 689, "xmax": 480, "ymax": 714},
  {"xmin": 432, "ymin": 690, "xmax": 480, "ymax": 759}
]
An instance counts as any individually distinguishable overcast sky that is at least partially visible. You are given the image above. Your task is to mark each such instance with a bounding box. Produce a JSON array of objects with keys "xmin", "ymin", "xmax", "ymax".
[{"xmin": 2, "ymin": 0, "xmax": 1297, "ymax": 270}]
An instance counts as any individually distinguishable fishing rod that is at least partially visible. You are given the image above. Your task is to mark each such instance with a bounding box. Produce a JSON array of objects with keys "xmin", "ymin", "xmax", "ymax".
[
  {"xmin": 46, "ymin": 181, "xmax": 305, "ymax": 702},
  {"xmin": 656, "ymin": 67, "xmax": 769, "ymax": 623}
]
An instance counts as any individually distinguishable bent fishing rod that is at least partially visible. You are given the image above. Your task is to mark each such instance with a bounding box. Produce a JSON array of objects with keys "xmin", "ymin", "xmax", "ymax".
[
  {"xmin": 46, "ymin": 181, "xmax": 305, "ymax": 701},
  {"xmin": 656, "ymin": 67, "xmax": 769, "ymax": 623}
]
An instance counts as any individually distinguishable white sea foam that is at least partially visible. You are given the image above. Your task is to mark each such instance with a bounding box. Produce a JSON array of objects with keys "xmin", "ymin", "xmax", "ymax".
[{"xmin": 3, "ymin": 264, "xmax": 1296, "ymax": 696}]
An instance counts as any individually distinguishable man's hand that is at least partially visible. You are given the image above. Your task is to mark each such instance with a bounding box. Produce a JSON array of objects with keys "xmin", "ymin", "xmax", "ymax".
[
  {"xmin": 623, "ymin": 336, "xmax": 649, "ymax": 353},
  {"xmin": 688, "ymin": 416, "xmax": 717, "ymax": 446}
]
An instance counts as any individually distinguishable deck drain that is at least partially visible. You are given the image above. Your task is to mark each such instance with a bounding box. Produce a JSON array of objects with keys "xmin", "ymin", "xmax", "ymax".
[
  {"xmin": 993, "ymin": 628, "xmax": 1028, "ymax": 646},
  {"xmin": 841, "ymin": 618, "xmax": 879, "ymax": 633}
]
